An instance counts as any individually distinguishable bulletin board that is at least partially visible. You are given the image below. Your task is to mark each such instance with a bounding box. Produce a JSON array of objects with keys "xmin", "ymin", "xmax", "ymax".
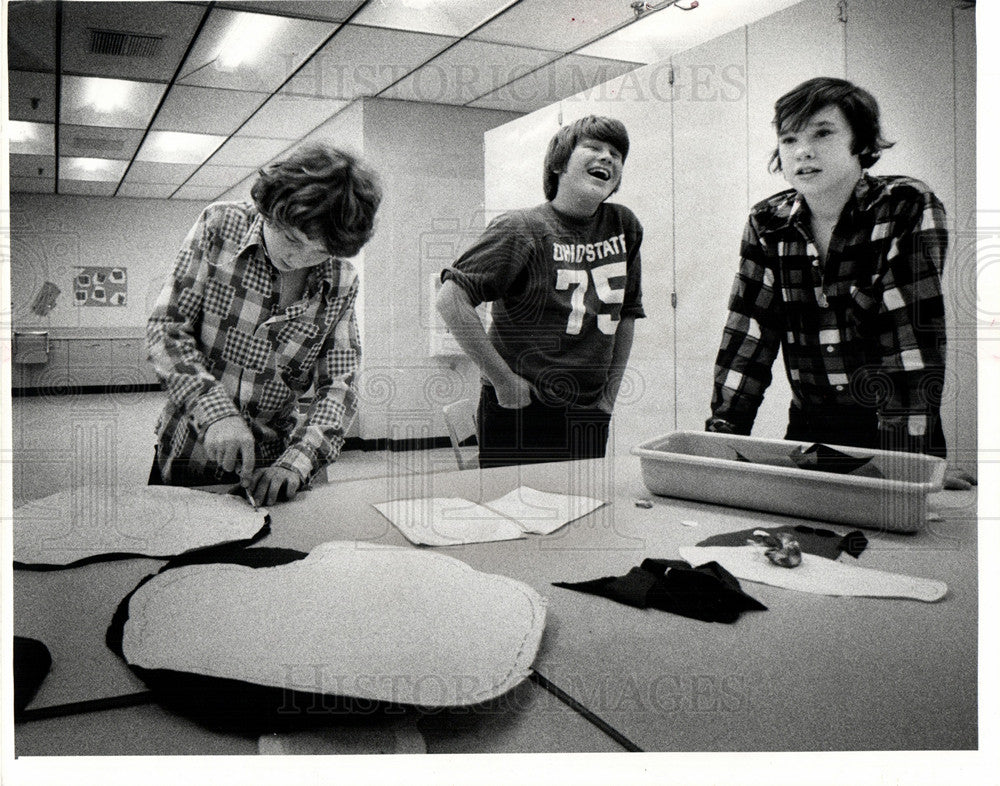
[{"xmin": 74, "ymin": 266, "xmax": 127, "ymax": 307}]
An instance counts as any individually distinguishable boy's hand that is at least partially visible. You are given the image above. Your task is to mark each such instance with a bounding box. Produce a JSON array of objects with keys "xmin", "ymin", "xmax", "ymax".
[
  {"xmin": 204, "ymin": 416, "xmax": 256, "ymax": 478},
  {"xmin": 247, "ymin": 467, "xmax": 302, "ymax": 506},
  {"xmin": 493, "ymin": 374, "xmax": 534, "ymax": 409},
  {"xmin": 944, "ymin": 468, "xmax": 977, "ymax": 491}
]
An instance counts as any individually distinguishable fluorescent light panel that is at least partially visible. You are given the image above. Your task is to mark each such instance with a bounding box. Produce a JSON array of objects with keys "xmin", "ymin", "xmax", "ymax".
[
  {"xmin": 8, "ymin": 121, "xmax": 55, "ymax": 155},
  {"xmin": 136, "ymin": 131, "xmax": 228, "ymax": 164},
  {"xmin": 60, "ymin": 156, "xmax": 129, "ymax": 182}
]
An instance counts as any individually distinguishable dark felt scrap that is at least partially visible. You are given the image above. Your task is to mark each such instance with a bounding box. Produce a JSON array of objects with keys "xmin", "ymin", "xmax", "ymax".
[
  {"xmin": 697, "ymin": 525, "xmax": 868, "ymax": 560},
  {"xmin": 553, "ymin": 559, "xmax": 766, "ymax": 624},
  {"xmin": 13, "ymin": 636, "xmax": 52, "ymax": 714}
]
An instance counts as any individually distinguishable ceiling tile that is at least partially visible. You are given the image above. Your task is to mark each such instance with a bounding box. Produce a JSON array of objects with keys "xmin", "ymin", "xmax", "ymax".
[
  {"xmin": 176, "ymin": 9, "xmax": 337, "ymax": 92},
  {"xmin": 9, "ymin": 177, "xmax": 56, "ymax": 195},
  {"xmin": 381, "ymin": 40, "xmax": 560, "ymax": 105},
  {"xmin": 8, "ymin": 71, "xmax": 57, "ymax": 123},
  {"xmin": 204, "ymin": 136, "xmax": 293, "ymax": 168},
  {"xmin": 9, "ymin": 154, "xmax": 57, "ymax": 179},
  {"xmin": 122, "ymin": 161, "xmax": 201, "ymax": 185},
  {"xmin": 7, "ymin": 1, "xmax": 57, "ymax": 72},
  {"xmin": 239, "ymin": 93, "xmax": 347, "ymax": 139},
  {"xmin": 284, "ymin": 25, "xmax": 456, "ymax": 100},
  {"xmin": 60, "ymin": 156, "xmax": 130, "ymax": 182},
  {"xmin": 214, "ymin": 1, "xmax": 366, "ymax": 22},
  {"xmin": 61, "ymin": 2, "xmax": 206, "ymax": 82},
  {"xmin": 8, "ymin": 121, "xmax": 55, "ymax": 156},
  {"xmin": 152, "ymin": 85, "xmax": 270, "ymax": 135},
  {"xmin": 117, "ymin": 182, "xmax": 182, "ymax": 199},
  {"xmin": 135, "ymin": 131, "xmax": 228, "ymax": 164},
  {"xmin": 471, "ymin": 0, "xmax": 636, "ymax": 53},
  {"xmin": 172, "ymin": 184, "xmax": 230, "ymax": 201},
  {"xmin": 59, "ymin": 180, "xmax": 119, "ymax": 197},
  {"xmin": 185, "ymin": 164, "xmax": 259, "ymax": 188},
  {"xmin": 470, "ymin": 54, "xmax": 642, "ymax": 112},
  {"xmin": 60, "ymin": 76, "xmax": 168, "ymax": 129},
  {"xmin": 352, "ymin": 0, "xmax": 515, "ymax": 37},
  {"xmin": 59, "ymin": 124, "xmax": 145, "ymax": 160}
]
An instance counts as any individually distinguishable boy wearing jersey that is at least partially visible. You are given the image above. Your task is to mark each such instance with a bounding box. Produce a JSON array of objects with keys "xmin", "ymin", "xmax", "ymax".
[{"xmin": 437, "ymin": 116, "xmax": 644, "ymax": 468}]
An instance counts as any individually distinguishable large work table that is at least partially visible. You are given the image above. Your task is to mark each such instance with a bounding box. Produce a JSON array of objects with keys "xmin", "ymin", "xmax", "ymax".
[{"xmin": 13, "ymin": 454, "xmax": 978, "ymax": 755}]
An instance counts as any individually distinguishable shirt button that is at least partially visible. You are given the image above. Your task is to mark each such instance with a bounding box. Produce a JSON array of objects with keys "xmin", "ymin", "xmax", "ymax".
[
  {"xmin": 812, "ymin": 259, "xmax": 819, "ymax": 267},
  {"xmin": 836, "ymin": 385, "xmax": 845, "ymax": 391},
  {"xmin": 826, "ymin": 346, "xmax": 835, "ymax": 353}
]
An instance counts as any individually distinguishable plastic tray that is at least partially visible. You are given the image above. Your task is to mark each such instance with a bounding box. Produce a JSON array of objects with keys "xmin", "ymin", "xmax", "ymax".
[{"xmin": 631, "ymin": 431, "xmax": 946, "ymax": 533}]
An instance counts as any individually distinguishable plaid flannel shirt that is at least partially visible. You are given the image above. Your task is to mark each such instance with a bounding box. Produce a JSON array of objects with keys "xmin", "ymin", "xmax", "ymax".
[
  {"xmin": 710, "ymin": 174, "xmax": 947, "ymax": 451},
  {"xmin": 147, "ymin": 201, "xmax": 361, "ymax": 483}
]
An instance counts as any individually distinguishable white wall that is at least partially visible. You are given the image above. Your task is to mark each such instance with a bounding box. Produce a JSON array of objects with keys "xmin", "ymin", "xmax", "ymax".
[
  {"xmin": 356, "ymin": 99, "xmax": 521, "ymax": 442},
  {"xmin": 9, "ymin": 194, "xmax": 206, "ymax": 336}
]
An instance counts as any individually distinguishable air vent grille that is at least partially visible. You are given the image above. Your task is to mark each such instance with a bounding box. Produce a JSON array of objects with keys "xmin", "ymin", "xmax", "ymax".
[{"xmin": 89, "ymin": 28, "xmax": 163, "ymax": 58}]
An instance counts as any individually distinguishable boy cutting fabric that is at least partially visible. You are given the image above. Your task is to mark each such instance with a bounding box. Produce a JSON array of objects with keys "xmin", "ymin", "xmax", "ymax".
[
  {"xmin": 706, "ymin": 77, "xmax": 973, "ymax": 489},
  {"xmin": 436, "ymin": 116, "xmax": 644, "ymax": 468},
  {"xmin": 147, "ymin": 143, "xmax": 382, "ymax": 504}
]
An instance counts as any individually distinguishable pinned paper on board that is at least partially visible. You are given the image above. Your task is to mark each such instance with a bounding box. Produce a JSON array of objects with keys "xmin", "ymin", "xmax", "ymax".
[
  {"xmin": 374, "ymin": 486, "xmax": 606, "ymax": 546},
  {"xmin": 74, "ymin": 266, "xmax": 127, "ymax": 307}
]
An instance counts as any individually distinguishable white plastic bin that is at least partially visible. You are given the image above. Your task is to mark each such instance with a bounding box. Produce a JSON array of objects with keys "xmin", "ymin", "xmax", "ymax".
[{"xmin": 631, "ymin": 431, "xmax": 946, "ymax": 533}]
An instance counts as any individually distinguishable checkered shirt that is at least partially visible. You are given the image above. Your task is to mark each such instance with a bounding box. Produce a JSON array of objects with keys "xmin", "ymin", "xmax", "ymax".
[
  {"xmin": 148, "ymin": 201, "xmax": 361, "ymax": 483},
  {"xmin": 710, "ymin": 174, "xmax": 947, "ymax": 449}
]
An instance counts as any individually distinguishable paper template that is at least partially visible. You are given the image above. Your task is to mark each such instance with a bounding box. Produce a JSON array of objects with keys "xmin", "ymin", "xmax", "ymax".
[
  {"xmin": 679, "ymin": 546, "xmax": 947, "ymax": 602},
  {"xmin": 14, "ymin": 485, "xmax": 267, "ymax": 566},
  {"xmin": 374, "ymin": 486, "xmax": 606, "ymax": 546},
  {"xmin": 121, "ymin": 542, "xmax": 547, "ymax": 707}
]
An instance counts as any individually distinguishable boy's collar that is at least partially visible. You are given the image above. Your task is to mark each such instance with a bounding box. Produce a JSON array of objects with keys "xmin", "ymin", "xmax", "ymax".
[{"xmin": 771, "ymin": 173, "xmax": 878, "ymax": 233}]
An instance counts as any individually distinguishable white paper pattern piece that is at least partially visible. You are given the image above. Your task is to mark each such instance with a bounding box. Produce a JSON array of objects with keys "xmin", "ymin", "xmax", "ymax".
[
  {"xmin": 373, "ymin": 497, "xmax": 525, "ymax": 547},
  {"xmin": 122, "ymin": 542, "xmax": 547, "ymax": 707},
  {"xmin": 679, "ymin": 546, "xmax": 947, "ymax": 602},
  {"xmin": 14, "ymin": 485, "xmax": 267, "ymax": 566},
  {"xmin": 373, "ymin": 486, "xmax": 606, "ymax": 545},
  {"xmin": 484, "ymin": 486, "xmax": 604, "ymax": 535}
]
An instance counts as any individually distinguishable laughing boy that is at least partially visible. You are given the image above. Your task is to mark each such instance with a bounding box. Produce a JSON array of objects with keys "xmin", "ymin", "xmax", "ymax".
[{"xmin": 437, "ymin": 116, "xmax": 644, "ymax": 468}]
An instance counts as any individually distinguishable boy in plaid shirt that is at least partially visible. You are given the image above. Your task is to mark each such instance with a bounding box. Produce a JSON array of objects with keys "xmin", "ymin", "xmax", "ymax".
[
  {"xmin": 708, "ymin": 77, "xmax": 972, "ymax": 486},
  {"xmin": 147, "ymin": 143, "xmax": 381, "ymax": 504}
]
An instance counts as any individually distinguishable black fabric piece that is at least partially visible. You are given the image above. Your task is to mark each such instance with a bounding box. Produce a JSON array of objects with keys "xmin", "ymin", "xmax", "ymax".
[
  {"xmin": 789, "ymin": 443, "xmax": 879, "ymax": 475},
  {"xmin": 697, "ymin": 524, "xmax": 868, "ymax": 560},
  {"xmin": 107, "ymin": 547, "xmax": 413, "ymax": 735},
  {"xmin": 14, "ymin": 517, "xmax": 271, "ymax": 572},
  {"xmin": 553, "ymin": 559, "xmax": 766, "ymax": 624},
  {"xmin": 13, "ymin": 637, "xmax": 52, "ymax": 715}
]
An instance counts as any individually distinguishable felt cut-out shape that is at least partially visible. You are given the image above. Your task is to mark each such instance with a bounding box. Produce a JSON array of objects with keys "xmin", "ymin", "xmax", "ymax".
[
  {"xmin": 679, "ymin": 546, "xmax": 947, "ymax": 602},
  {"xmin": 111, "ymin": 542, "xmax": 546, "ymax": 730},
  {"xmin": 13, "ymin": 637, "xmax": 52, "ymax": 714},
  {"xmin": 14, "ymin": 485, "xmax": 269, "ymax": 569}
]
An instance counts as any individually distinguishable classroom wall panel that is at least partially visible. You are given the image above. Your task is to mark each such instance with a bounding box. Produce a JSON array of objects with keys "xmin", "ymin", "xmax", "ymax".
[
  {"xmin": 671, "ymin": 27, "xmax": 770, "ymax": 436},
  {"xmin": 358, "ymin": 99, "xmax": 521, "ymax": 442},
  {"xmin": 848, "ymin": 0, "xmax": 972, "ymax": 469},
  {"xmin": 746, "ymin": 0, "xmax": 846, "ymax": 206}
]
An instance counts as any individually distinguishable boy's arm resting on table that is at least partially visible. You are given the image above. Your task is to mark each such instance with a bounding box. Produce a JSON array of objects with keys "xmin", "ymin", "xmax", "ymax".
[
  {"xmin": 708, "ymin": 218, "xmax": 784, "ymax": 434},
  {"xmin": 147, "ymin": 206, "xmax": 254, "ymax": 474},
  {"xmin": 871, "ymin": 189, "xmax": 950, "ymax": 456},
  {"xmin": 598, "ymin": 315, "xmax": 635, "ymax": 413},
  {"xmin": 435, "ymin": 278, "xmax": 533, "ymax": 408}
]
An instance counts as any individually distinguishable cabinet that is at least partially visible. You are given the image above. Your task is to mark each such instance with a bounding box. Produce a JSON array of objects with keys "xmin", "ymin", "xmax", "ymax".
[{"xmin": 66, "ymin": 339, "xmax": 115, "ymax": 387}]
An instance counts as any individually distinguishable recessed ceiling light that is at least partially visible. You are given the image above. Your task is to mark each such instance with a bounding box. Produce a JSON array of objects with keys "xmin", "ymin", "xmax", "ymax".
[
  {"xmin": 137, "ymin": 130, "xmax": 228, "ymax": 164},
  {"xmin": 60, "ymin": 156, "xmax": 129, "ymax": 181},
  {"xmin": 216, "ymin": 13, "xmax": 286, "ymax": 70},
  {"xmin": 83, "ymin": 77, "xmax": 134, "ymax": 113}
]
